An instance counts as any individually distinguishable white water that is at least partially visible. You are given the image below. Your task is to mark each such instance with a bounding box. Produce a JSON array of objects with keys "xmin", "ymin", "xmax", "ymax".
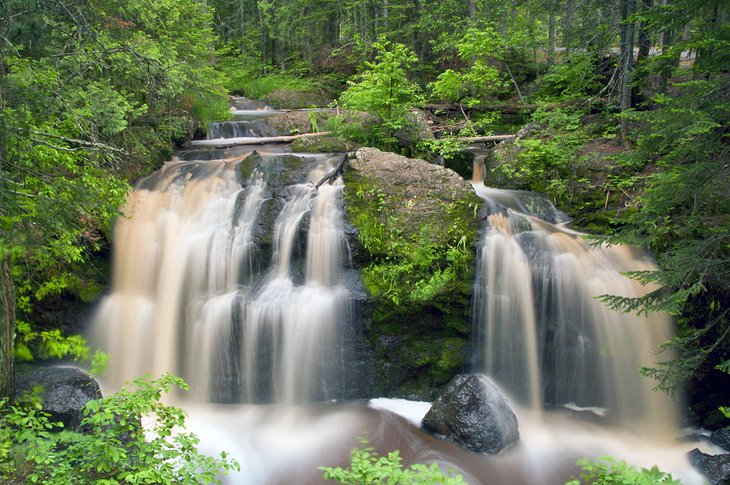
[
  {"xmin": 471, "ymin": 177, "xmax": 678, "ymax": 434},
  {"xmin": 92, "ymin": 152, "xmax": 350, "ymax": 403}
]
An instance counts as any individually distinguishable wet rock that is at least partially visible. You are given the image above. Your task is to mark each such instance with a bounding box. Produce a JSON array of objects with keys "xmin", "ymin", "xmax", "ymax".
[
  {"xmin": 688, "ymin": 448, "xmax": 730, "ymax": 485},
  {"xmin": 421, "ymin": 374, "xmax": 519, "ymax": 454},
  {"xmin": 15, "ymin": 365, "xmax": 102, "ymax": 430},
  {"xmin": 712, "ymin": 428, "xmax": 730, "ymax": 452}
]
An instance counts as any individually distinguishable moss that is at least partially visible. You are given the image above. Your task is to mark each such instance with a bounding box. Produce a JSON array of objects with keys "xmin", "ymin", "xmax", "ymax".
[
  {"xmin": 290, "ymin": 135, "xmax": 359, "ymax": 153},
  {"xmin": 344, "ymin": 150, "xmax": 480, "ymax": 398},
  {"xmin": 122, "ymin": 126, "xmax": 173, "ymax": 181}
]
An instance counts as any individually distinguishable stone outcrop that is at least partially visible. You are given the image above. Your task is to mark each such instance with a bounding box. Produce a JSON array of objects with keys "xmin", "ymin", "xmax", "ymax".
[
  {"xmin": 688, "ymin": 448, "xmax": 730, "ymax": 485},
  {"xmin": 343, "ymin": 148, "xmax": 481, "ymax": 399},
  {"xmin": 712, "ymin": 428, "xmax": 730, "ymax": 452},
  {"xmin": 15, "ymin": 365, "xmax": 102, "ymax": 430},
  {"xmin": 421, "ymin": 374, "xmax": 519, "ymax": 454}
]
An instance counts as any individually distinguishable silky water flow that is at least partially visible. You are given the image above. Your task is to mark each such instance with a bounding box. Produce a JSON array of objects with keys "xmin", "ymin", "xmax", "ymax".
[{"xmin": 90, "ymin": 111, "xmax": 708, "ymax": 484}]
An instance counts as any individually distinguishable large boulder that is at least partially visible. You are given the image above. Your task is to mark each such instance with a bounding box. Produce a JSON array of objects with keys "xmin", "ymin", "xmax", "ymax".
[
  {"xmin": 688, "ymin": 448, "xmax": 730, "ymax": 485},
  {"xmin": 421, "ymin": 374, "xmax": 519, "ymax": 454},
  {"xmin": 343, "ymin": 148, "xmax": 481, "ymax": 399},
  {"xmin": 15, "ymin": 365, "xmax": 102, "ymax": 430}
]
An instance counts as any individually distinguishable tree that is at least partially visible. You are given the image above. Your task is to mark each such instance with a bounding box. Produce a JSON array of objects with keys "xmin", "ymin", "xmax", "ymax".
[
  {"xmin": 338, "ymin": 38, "xmax": 424, "ymax": 148},
  {"xmin": 0, "ymin": 0, "xmax": 229, "ymax": 399}
]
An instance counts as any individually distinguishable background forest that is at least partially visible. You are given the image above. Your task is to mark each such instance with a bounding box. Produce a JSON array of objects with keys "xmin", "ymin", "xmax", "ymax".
[{"xmin": 0, "ymin": 0, "xmax": 728, "ymax": 482}]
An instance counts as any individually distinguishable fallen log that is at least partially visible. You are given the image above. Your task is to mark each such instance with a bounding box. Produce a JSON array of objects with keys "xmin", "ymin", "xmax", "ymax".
[
  {"xmin": 458, "ymin": 134, "xmax": 517, "ymax": 143},
  {"xmin": 314, "ymin": 154, "xmax": 349, "ymax": 189},
  {"xmin": 189, "ymin": 131, "xmax": 332, "ymax": 149},
  {"xmin": 425, "ymin": 103, "xmax": 538, "ymax": 114}
]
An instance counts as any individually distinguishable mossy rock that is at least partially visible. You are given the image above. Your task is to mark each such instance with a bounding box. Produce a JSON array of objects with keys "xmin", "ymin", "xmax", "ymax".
[
  {"xmin": 344, "ymin": 148, "xmax": 481, "ymax": 399},
  {"xmin": 291, "ymin": 135, "xmax": 360, "ymax": 153},
  {"xmin": 122, "ymin": 126, "xmax": 173, "ymax": 181},
  {"xmin": 264, "ymin": 89, "xmax": 332, "ymax": 109},
  {"xmin": 266, "ymin": 110, "xmax": 332, "ymax": 135}
]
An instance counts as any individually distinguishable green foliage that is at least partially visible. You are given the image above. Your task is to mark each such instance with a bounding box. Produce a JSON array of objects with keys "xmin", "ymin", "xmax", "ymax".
[
  {"xmin": 320, "ymin": 443, "xmax": 466, "ymax": 485},
  {"xmin": 492, "ymin": 107, "xmax": 593, "ymax": 209},
  {"xmin": 0, "ymin": 0, "xmax": 230, "ymax": 380},
  {"xmin": 416, "ymin": 136, "xmax": 466, "ymax": 161},
  {"xmin": 338, "ymin": 38, "xmax": 424, "ymax": 149},
  {"xmin": 346, "ymin": 181, "xmax": 477, "ymax": 310},
  {"xmin": 429, "ymin": 26, "xmax": 509, "ymax": 106},
  {"xmin": 566, "ymin": 456, "xmax": 681, "ymax": 485},
  {"xmin": 0, "ymin": 374, "xmax": 239, "ymax": 484},
  {"xmin": 599, "ymin": 77, "xmax": 729, "ymax": 394},
  {"xmin": 533, "ymin": 52, "xmax": 605, "ymax": 101}
]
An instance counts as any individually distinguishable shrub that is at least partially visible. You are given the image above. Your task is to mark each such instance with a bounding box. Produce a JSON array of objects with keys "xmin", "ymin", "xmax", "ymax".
[
  {"xmin": 0, "ymin": 374, "xmax": 239, "ymax": 484},
  {"xmin": 320, "ymin": 444, "xmax": 466, "ymax": 485}
]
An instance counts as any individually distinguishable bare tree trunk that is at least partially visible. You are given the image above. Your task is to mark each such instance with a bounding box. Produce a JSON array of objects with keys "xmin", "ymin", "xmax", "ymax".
[
  {"xmin": 610, "ymin": 0, "xmax": 622, "ymax": 32},
  {"xmin": 563, "ymin": 0, "xmax": 574, "ymax": 48},
  {"xmin": 258, "ymin": 3, "xmax": 269, "ymax": 72},
  {"xmin": 619, "ymin": 0, "xmax": 636, "ymax": 141},
  {"xmin": 548, "ymin": 0, "xmax": 557, "ymax": 69},
  {"xmin": 382, "ymin": 0, "xmax": 388, "ymax": 32},
  {"xmin": 0, "ymin": 257, "xmax": 15, "ymax": 400},
  {"xmin": 636, "ymin": 0, "xmax": 653, "ymax": 63}
]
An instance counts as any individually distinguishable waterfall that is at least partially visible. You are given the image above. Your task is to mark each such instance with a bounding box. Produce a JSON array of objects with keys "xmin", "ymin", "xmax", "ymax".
[
  {"xmin": 92, "ymin": 153, "xmax": 352, "ymax": 404},
  {"xmin": 470, "ymin": 165, "xmax": 677, "ymax": 432}
]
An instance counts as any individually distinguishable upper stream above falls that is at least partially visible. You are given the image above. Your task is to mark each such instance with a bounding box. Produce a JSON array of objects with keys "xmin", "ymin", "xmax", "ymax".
[{"xmin": 89, "ymin": 98, "xmax": 707, "ymax": 484}]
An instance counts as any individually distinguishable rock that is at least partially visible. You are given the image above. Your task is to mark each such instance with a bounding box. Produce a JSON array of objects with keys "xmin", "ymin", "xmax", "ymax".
[
  {"xmin": 348, "ymin": 148, "xmax": 479, "ymax": 245},
  {"xmin": 421, "ymin": 374, "xmax": 519, "ymax": 454},
  {"xmin": 688, "ymin": 448, "xmax": 730, "ymax": 485},
  {"xmin": 712, "ymin": 428, "xmax": 730, "ymax": 452},
  {"xmin": 264, "ymin": 89, "xmax": 332, "ymax": 109},
  {"xmin": 344, "ymin": 148, "xmax": 480, "ymax": 399},
  {"xmin": 395, "ymin": 109, "xmax": 435, "ymax": 148},
  {"xmin": 15, "ymin": 365, "xmax": 102, "ymax": 430}
]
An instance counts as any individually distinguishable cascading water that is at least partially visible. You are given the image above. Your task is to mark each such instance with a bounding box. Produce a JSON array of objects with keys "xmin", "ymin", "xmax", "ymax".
[
  {"xmin": 89, "ymin": 105, "xmax": 707, "ymax": 484},
  {"xmin": 92, "ymin": 147, "xmax": 352, "ymax": 404},
  {"xmin": 470, "ymin": 157, "xmax": 677, "ymax": 432}
]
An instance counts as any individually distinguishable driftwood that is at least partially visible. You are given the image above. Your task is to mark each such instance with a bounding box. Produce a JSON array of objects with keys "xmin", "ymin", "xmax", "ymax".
[
  {"xmin": 425, "ymin": 103, "xmax": 538, "ymax": 115},
  {"xmin": 314, "ymin": 154, "xmax": 349, "ymax": 189},
  {"xmin": 190, "ymin": 131, "xmax": 332, "ymax": 149},
  {"xmin": 458, "ymin": 134, "xmax": 517, "ymax": 143},
  {"xmin": 425, "ymin": 98, "xmax": 601, "ymax": 115}
]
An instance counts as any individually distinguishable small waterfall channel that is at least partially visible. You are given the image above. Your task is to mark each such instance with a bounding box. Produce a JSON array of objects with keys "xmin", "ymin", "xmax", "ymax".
[
  {"xmin": 92, "ymin": 103, "xmax": 355, "ymax": 404},
  {"xmin": 469, "ymin": 157, "xmax": 677, "ymax": 433},
  {"xmin": 90, "ymin": 101, "xmax": 706, "ymax": 484}
]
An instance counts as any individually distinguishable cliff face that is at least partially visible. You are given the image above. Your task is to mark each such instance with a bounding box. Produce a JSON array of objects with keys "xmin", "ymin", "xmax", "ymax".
[{"xmin": 343, "ymin": 148, "xmax": 481, "ymax": 399}]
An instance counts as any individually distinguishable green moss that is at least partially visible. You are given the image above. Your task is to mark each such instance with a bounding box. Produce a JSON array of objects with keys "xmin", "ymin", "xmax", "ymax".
[
  {"xmin": 290, "ymin": 135, "xmax": 359, "ymax": 153},
  {"xmin": 344, "ymin": 159, "xmax": 480, "ymax": 398}
]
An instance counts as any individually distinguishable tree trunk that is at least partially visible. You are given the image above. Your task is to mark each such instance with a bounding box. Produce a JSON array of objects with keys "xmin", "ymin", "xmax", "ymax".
[
  {"xmin": 563, "ymin": 0, "xmax": 574, "ymax": 48},
  {"xmin": 548, "ymin": 0, "xmax": 557, "ymax": 69},
  {"xmin": 258, "ymin": 4, "xmax": 269, "ymax": 71},
  {"xmin": 610, "ymin": 0, "xmax": 622, "ymax": 32},
  {"xmin": 636, "ymin": 0, "xmax": 653, "ymax": 63},
  {"xmin": 0, "ymin": 257, "xmax": 15, "ymax": 400},
  {"xmin": 619, "ymin": 0, "xmax": 636, "ymax": 141}
]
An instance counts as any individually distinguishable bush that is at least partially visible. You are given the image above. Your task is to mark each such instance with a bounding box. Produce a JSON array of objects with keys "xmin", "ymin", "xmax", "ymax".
[
  {"xmin": 566, "ymin": 456, "xmax": 681, "ymax": 485},
  {"xmin": 320, "ymin": 444, "xmax": 466, "ymax": 485},
  {"xmin": 0, "ymin": 374, "xmax": 239, "ymax": 484}
]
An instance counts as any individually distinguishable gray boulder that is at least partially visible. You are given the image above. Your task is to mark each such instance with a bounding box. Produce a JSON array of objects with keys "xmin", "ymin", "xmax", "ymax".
[
  {"xmin": 712, "ymin": 428, "xmax": 730, "ymax": 452},
  {"xmin": 15, "ymin": 365, "xmax": 102, "ymax": 430},
  {"xmin": 421, "ymin": 374, "xmax": 519, "ymax": 454},
  {"xmin": 688, "ymin": 448, "xmax": 730, "ymax": 485}
]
